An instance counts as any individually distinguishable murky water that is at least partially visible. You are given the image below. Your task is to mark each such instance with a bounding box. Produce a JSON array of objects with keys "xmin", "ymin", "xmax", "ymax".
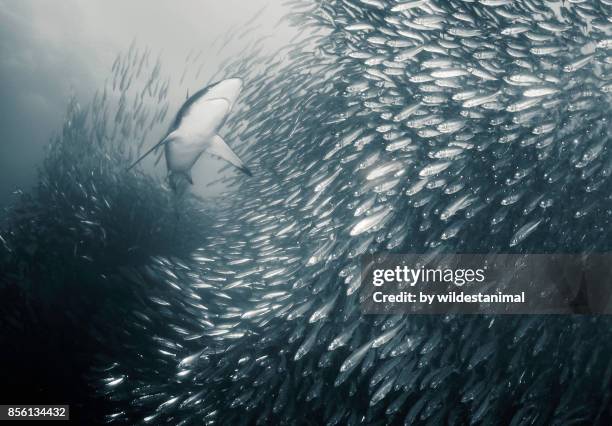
[{"xmin": 1, "ymin": 0, "xmax": 612, "ymax": 424}]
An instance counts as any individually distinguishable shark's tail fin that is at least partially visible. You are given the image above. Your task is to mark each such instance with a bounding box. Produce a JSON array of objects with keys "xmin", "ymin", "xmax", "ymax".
[
  {"xmin": 168, "ymin": 171, "xmax": 192, "ymax": 195},
  {"xmin": 127, "ymin": 137, "xmax": 167, "ymax": 171}
]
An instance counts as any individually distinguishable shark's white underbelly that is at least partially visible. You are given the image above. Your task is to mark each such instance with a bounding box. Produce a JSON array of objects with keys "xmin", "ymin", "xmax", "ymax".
[
  {"xmin": 164, "ymin": 97, "xmax": 231, "ymax": 174},
  {"xmin": 165, "ymin": 137, "xmax": 211, "ymax": 172}
]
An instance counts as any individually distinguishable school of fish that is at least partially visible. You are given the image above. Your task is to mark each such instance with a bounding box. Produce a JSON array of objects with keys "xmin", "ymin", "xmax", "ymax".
[{"xmin": 1, "ymin": 0, "xmax": 612, "ymax": 424}]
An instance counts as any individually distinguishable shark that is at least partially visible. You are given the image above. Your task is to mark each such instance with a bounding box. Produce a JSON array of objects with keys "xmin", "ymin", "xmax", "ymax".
[{"xmin": 128, "ymin": 77, "xmax": 252, "ymax": 189}]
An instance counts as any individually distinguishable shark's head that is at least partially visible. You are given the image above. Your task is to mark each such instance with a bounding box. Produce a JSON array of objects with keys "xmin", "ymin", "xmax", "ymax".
[{"xmin": 207, "ymin": 78, "xmax": 242, "ymax": 111}]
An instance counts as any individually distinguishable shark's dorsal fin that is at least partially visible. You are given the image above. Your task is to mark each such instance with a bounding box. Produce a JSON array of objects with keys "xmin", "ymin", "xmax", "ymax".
[{"xmin": 208, "ymin": 134, "xmax": 252, "ymax": 176}]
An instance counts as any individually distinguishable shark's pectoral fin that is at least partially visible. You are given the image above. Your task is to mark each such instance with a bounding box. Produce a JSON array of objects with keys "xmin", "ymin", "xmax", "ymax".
[
  {"xmin": 127, "ymin": 134, "xmax": 172, "ymax": 171},
  {"xmin": 154, "ymin": 149, "xmax": 164, "ymax": 166},
  {"xmin": 208, "ymin": 134, "xmax": 252, "ymax": 176}
]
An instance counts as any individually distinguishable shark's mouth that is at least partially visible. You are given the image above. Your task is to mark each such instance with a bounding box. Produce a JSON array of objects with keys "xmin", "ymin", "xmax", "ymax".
[{"xmin": 1, "ymin": 0, "xmax": 612, "ymax": 424}]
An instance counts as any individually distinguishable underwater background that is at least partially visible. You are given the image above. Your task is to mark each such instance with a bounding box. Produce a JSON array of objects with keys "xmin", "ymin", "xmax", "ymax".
[{"xmin": 1, "ymin": 0, "xmax": 612, "ymax": 424}]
